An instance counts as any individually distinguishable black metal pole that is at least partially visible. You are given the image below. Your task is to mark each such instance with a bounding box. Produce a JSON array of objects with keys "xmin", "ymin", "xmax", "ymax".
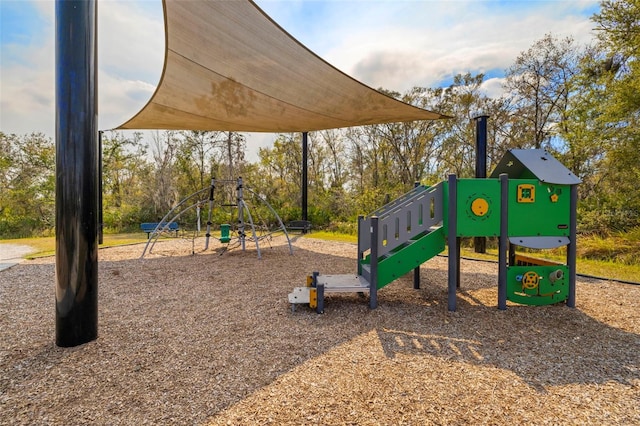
[
  {"xmin": 55, "ymin": 0, "xmax": 99, "ymax": 347},
  {"xmin": 447, "ymin": 174, "xmax": 457, "ymax": 312},
  {"xmin": 567, "ymin": 185, "xmax": 578, "ymax": 308},
  {"xmin": 474, "ymin": 114, "xmax": 489, "ymax": 253},
  {"xmin": 498, "ymin": 173, "xmax": 508, "ymax": 310},
  {"xmin": 98, "ymin": 130, "xmax": 103, "ymax": 245},
  {"xmin": 301, "ymin": 132, "xmax": 308, "ymax": 225},
  {"xmin": 413, "ymin": 181, "xmax": 421, "ymax": 289},
  {"xmin": 370, "ymin": 216, "xmax": 379, "ymax": 309},
  {"xmin": 474, "ymin": 115, "xmax": 488, "ymax": 179},
  {"xmin": 357, "ymin": 215, "xmax": 364, "ymax": 276}
]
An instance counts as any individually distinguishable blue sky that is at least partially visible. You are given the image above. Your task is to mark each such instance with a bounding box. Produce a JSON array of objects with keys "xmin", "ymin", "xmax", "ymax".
[{"xmin": 0, "ymin": 0, "xmax": 600, "ymax": 159}]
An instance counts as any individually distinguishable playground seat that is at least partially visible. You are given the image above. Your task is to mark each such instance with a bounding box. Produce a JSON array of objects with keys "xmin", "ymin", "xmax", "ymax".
[
  {"xmin": 140, "ymin": 222, "xmax": 179, "ymax": 238},
  {"xmin": 288, "ymin": 220, "xmax": 312, "ymax": 233},
  {"xmin": 220, "ymin": 224, "xmax": 231, "ymax": 243}
]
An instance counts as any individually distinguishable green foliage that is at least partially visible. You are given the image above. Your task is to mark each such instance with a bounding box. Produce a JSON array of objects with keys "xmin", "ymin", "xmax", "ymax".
[
  {"xmin": 434, "ymin": 73, "xmax": 494, "ymax": 177},
  {"xmin": 573, "ymin": 0, "xmax": 640, "ymax": 233},
  {"xmin": 306, "ymin": 206, "xmax": 332, "ymax": 227},
  {"xmin": 101, "ymin": 131, "xmax": 151, "ymax": 231},
  {"xmin": 577, "ymin": 226, "xmax": 640, "ymax": 265},
  {"xmin": 324, "ymin": 221, "xmax": 358, "ymax": 236},
  {"xmin": 0, "ymin": 132, "xmax": 55, "ymax": 238}
]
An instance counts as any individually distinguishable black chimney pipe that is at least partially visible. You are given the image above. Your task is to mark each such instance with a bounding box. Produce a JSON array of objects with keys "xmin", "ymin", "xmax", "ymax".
[{"xmin": 474, "ymin": 114, "xmax": 489, "ymax": 254}]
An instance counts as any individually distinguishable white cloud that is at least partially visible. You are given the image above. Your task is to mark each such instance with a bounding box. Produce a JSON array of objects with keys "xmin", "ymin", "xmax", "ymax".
[
  {"xmin": 0, "ymin": 3, "xmax": 55, "ymax": 136},
  {"xmin": 98, "ymin": 0, "xmax": 164, "ymax": 82},
  {"xmin": 0, "ymin": 0, "xmax": 164, "ymax": 136},
  {"xmin": 98, "ymin": 1, "xmax": 164, "ymax": 129},
  {"xmin": 314, "ymin": 1, "xmax": 599, "ymax": 92},
  {"xmin": 98, "ymin": 72, "xmax": 157, "ymax": 131},
  {"xmin": 480, "ymin": 77, "xmax": 506, "ymax": 99}
]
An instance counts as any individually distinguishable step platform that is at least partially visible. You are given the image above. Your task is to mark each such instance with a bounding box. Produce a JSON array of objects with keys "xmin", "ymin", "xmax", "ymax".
[{"xmin": 288, "ymin": 274, "xmax": 370, "ymax": 313}]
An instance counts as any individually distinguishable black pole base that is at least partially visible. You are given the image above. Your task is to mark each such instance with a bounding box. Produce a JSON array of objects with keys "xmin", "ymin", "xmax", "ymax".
[{"xmin": 56, "ymin": 308, "xmax": 98, "ymax": 347}]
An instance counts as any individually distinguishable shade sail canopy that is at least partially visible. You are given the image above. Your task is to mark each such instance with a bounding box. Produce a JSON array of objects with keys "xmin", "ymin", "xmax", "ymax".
[{"xmin": 116, "ymin": 0, "xmax": 446, "ymax": 133}]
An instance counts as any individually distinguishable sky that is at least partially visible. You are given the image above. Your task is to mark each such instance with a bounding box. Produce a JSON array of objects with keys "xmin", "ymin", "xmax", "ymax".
[{"xmin": 0, "ymin": 0, "xmax": 600, "ymax": 161}]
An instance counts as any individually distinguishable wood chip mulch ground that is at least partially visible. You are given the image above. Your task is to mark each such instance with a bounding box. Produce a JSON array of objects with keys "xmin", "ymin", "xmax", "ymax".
[{"xmin": 1, "ymin": 236, "xmax": 638, "ymax": 425}]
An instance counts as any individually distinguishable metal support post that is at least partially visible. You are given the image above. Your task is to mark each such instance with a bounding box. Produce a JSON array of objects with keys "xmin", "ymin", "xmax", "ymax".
[
  {"xmin": 567, "ymin": 185, "xmax": 578, "ymax": 308},
  {"xmin": 413, "ymin": 181, "xmax": 421, "ymax": 289},
  {"xmin": 369, "ymin": 216, "xmax": 379, "ymax": 309},
  {"xmin": 316, "ymin": 284, "xmax": 325, "ymax": 314},
  {"xmin": 447, "ymin": 174, "xmax": 457, "ymax": 311},
  {"xmin": 301, "ymin": 132, "xmax": 308, "ymax": 224},
  {"xmin": 204, "ymin": 177, "xmax": 215, "ymax": 250},
  {"xmin": 498, "ymin": 173, "xmax": 508, "ymax": 310},
  {"xmin": 357, "ymin": 215, "xmax": 364, "ymax": 276},
  {"xmin": 237, "ymin": 177, "xmax": 245, "ymax": 251},
  {"xmin": 55, "ymin": 0, "xmax": 99, "ymax": 347}
]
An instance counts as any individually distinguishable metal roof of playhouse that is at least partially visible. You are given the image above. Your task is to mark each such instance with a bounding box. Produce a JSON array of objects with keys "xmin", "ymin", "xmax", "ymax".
[
  {"xmin": 116, "ymin": 0, "xmax": 447, "ymax": 133},
  {"xmin": 490, "ymin": 149, "xmax": 582, "ymax": 185}
]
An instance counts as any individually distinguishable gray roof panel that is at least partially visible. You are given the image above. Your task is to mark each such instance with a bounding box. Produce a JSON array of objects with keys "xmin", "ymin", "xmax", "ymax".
[{"xmin": 490, "ymin": 149, "xmax": 582, "ymax": 185}]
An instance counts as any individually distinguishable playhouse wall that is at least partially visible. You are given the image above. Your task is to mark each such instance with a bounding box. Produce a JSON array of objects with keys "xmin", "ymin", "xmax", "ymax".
[
  {"xmin": 441, "ymin": 178, "xmax": 571, "ymax": 239},
  {"xmin": 507, "ymin": 179, "xmax": 571, "ymax": 237},
  {"xmin": 442, "ymin": 179, "xmax": 501, "ymax": 238}
]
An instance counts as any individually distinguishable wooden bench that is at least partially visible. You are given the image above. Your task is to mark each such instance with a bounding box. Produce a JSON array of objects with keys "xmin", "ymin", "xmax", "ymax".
[
  {"xmin": 140, "ymin": 222, "xmax": 179, "ymax": 238},
  {"xmin": 287, "ymin": 220, "xmax": 312, "ymax": 233}
]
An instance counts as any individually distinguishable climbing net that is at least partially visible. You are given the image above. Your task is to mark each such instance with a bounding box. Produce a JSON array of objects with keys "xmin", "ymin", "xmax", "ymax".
[{"xmin": 140, "ymin": 177, "xmax": 292, "ymax": 259}]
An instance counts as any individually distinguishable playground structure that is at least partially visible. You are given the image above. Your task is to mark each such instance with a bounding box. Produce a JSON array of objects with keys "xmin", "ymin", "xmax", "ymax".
[
  {"xmin": 141, "ymin": 177, "xmax": 293, "ymax": 259},
  {"xmin": 289, "ymin": 149, "xmax": 582, "ymax": 312}
]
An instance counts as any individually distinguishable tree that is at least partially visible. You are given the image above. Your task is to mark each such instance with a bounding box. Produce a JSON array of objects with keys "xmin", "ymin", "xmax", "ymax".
[
  {"xmin": 503, "ymin": 34, "xmax": 582, "ymax": 149},
  {"xmin": 175, "ymin": 131, "xmax": 224, "ymax": 193},
  {"xmin": 433, "ymin": 73, "xmax": 494, "ymax": 178},
  {"xmin": 101, "ymin": 131, "xmax": 150, "ymax": 230},
  {"xmin": 149, "ymin": 131, "xmax": 181, "ymax": 219},
  {"xmin": 378, "ymin": 86, "xmax": 444, "ymax": 185},
  {"xmin": 556, "ymin": 46, "xmax": 609, "ymax": 207},
  {"xmin": 308, "ymin": 130, "xmax": 352, "ymax": 222},
  {"xmin": 254, "ymin": 133, "xmax": 302, "ymax": 219},
  {"xmin": 0, "ymin": 132, "xmax": 55, "ymax": 237},
  {"xmin": 574, "ymin": 0, "xmax": 640, "ymax": 232},
  {"xmin": 344, "ymin": 125, "xmax": 397, "ymax": 214},
  {"xmin": 222, "ymin": 132, "xmax": 247, "ymax": 182}
]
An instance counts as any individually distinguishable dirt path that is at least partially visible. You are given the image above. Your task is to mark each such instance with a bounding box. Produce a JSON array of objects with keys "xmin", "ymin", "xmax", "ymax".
[{"xmin": 0, "ymin": 243, "xmax": 36, "ymax": 271}]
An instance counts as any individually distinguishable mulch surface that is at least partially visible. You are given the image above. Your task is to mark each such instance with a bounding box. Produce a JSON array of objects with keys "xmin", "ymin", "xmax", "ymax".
[{"xmin": 1, "ymin": 236, "xmax": 638, "ymax": 425}]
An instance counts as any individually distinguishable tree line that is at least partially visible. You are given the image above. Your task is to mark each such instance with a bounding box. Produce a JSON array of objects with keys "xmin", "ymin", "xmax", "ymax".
[{"xmin": 1, "ymin": 0, "xmax": 637, "ymax": 238}]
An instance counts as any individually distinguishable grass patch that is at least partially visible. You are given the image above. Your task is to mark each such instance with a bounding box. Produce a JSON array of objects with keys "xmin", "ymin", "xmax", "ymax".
[
  {"xmin": 578, "ymin": 232, "xmax": 640, "ymax": 265},
  {"xmin": 1, "ymin": 236, "xmax": 56, "ymax": 256},
  {"xmin": 303, "ymin": 230, "xmax": 357, "ymax": 243},
  {"xmin": 2, "ymin": 230, "xmax": 638, "ymax": 283},
  {"xmin": 456, "ymin": 247, "xmax": 640, "ymax": 283}
]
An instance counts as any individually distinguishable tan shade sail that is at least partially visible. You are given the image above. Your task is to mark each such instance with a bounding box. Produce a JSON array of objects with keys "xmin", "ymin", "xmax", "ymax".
[{"xmin": 117, "ymin": 0, "xmax": 446, "ymax": 133}]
